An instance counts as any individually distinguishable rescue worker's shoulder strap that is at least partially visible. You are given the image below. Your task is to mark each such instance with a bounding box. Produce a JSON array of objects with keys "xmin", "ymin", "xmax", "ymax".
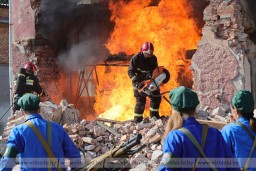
[
  {"xmin": 25, "ymin": 120, "xmax": 63, "ymax": 171},
  {"xmin": 236, "ymin": 122, "xmax": 256, "ymax": 171},
  {"xmin": 236, "ymin": 122, "xmax": 255, "ymax": 139},
  {"xmin": 191, "ymin": 124, "xmax": 208, "ymax": 171},
  {"xmin": 179, "ymin": 125, "xmax": 217, "ymax": 171}
]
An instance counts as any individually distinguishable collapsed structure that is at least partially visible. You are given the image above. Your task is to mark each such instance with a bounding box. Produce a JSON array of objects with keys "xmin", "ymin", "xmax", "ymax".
[
  {"xmin": 9, "ymin": 0, "xmax": 256, "ymax": 121},
  {"xmin": 192, "ymin": 0, "xmax": 256, "ymax": 109},
  {"xmin": 2, "ymin": 0, "xmax": 256, "ymax": 170},
  {"xmin": 2, "ymin": 100, "xmax": 228, "ymax": 170}
]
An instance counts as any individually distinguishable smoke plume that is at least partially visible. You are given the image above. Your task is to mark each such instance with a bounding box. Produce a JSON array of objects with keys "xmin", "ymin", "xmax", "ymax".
[{"xmin": 39, "ymin": 0, "xmax": 113, "ymax": 72}]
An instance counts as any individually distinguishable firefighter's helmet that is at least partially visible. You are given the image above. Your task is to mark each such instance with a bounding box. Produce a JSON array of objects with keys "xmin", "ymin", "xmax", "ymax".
[
  {"xmin": 24, "ymin": 62, "xmax": 37, "ymax": 74},
  {"xmin": 141, "ymin": 42, "xmax": 154, "ymax": 55}
]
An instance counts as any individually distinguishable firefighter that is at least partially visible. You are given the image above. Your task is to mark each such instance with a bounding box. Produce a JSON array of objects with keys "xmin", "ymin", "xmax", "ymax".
[
  {"xmin": 128, "ymin": 42, "xmax": 161, "ymax": 123},
  {"xmin": 13, "ymin": 62, "xmax": 46, "ymax": 113}
]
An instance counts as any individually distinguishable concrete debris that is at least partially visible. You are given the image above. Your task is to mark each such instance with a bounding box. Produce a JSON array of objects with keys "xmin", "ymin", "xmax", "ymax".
[
  {"xmin": 210, "ymin": 107, "xmax": 226, "ymax": 117},
  {"xmin": 2, "ymin": 100, "xmax": 80, "ymax": 141},
  {"xmin": 1, "ymin": 100, "xmax": 245, "ymax": 170}
]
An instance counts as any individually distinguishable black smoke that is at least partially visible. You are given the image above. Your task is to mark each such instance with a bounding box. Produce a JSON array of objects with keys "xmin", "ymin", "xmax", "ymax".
[
  {"xmin": 186, "ymin": 0, "xmax": 210, "ymax": 34},
  {"xmin": 38, "ymin": 0, "xmax": 114, "ymax": 72},
  {"xmin": 239, "ymin": 0, "xmax": 256, "ymax": 43},
  {"xmin": 240, "ymin": 0, "xmax": 256, "ymax": 24}
]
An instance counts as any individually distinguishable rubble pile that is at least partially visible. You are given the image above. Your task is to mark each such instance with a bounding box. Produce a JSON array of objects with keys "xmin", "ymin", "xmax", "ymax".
[
  {"xmin": 196, "ymin": 104, "xmax": 233, "ymax": 124},
  {"xmin": 2, "ymin": 111, "xmax": 26, "ymax": 141},
  {"xmin": 64, "ymin": 117, "xmax": 167, "ymax": 170},
  {"xmin": 1, "ymin": 100, "xmax": 240, "ymax": 170},
  {"xmin": 2, "ymin": 100, "xmax": 80, "ymax": 141}
]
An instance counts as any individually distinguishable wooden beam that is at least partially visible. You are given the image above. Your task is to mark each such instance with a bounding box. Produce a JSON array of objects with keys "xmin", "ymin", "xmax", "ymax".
[{"xmin": 197, "ymin": 119, "xmax": 227, "ymax": 130}]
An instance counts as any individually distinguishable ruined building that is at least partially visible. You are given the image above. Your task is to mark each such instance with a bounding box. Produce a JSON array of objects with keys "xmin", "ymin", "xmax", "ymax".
[{"xmin": 6, "ymin": 0, "xmax": 256, "ymax": 122}]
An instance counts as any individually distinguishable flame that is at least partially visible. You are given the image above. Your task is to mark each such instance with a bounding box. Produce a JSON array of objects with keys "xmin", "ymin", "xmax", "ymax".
[{"xmin": 94, "ymin": 0, "xmax": 201, "ymax": 121}]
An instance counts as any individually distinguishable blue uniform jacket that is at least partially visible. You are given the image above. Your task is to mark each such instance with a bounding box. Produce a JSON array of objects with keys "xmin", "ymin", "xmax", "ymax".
[
  {"xmin": 158, "ymin": 117, "xmax": 239, "ymax": 171},
  {"xmin": 0, "ymin": 114, "xmax": 81, "ymax": 171},
  {"xmin": 221, "ymin": 117, "xmax": 256, "ymax": 171}
]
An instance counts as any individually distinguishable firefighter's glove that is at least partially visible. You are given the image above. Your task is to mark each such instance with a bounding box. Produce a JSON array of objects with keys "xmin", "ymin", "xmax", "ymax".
[
  {"xmin": 131, "ymin": 75, "xmax": 141, "ymax": 84},
  {"xmin": 18, "ymin": 68, "xmax": 27, "ymax": 77},
  {"xmin": 135, "ymin": 82, "xmax": 140, "ymax": 88}
]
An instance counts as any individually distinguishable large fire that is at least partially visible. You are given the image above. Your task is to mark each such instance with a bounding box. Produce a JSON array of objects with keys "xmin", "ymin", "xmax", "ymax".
[{"xmin": 94, "ymin": 0, "xmax": 201, "ymax": 121}]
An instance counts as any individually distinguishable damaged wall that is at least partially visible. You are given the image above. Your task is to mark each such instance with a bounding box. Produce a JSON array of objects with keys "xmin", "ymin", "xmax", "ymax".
[
  {"xmin": 192, "ymin": 0, "xmax": 256, "ymax": 108},
  {"xmin": 13, "ymin": 0, "xmax": 256, "ymax": 115},
  {"xmin": 239, "ymin": 0, "xmax": 256, "ymax": 108},
  {"xmin": 11, "ymin": 0, "xmax": 63, "ymax": 103},
  {"xmin": 11, "ymin": 0, "xmax": 113, "ymax": 108}
]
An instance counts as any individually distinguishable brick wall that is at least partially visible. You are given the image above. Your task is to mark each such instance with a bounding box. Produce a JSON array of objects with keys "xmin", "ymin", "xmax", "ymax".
[
  {"xmin": 0, "ymin": 7, "xmax": 8, "ymax": 64},
  {"xmin": 0, "ymin": 6, "xmax": 8, "ymax": 17},
  {"xmin": 11, "ymin": 0, "xmax": 69, "ymax": 104},
  {"xmin": 192, "ymin": 0, "xmax": 256, "ymax": 108}
]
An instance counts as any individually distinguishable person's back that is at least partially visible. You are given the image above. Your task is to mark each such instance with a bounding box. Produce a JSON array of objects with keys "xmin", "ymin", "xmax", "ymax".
[
  {"xmin": 10, "ymin": 115, "xmax": 80, "ymax": 166},
  {"xmin": 159, "ymin": 117, "xmax": 235, "ymax": 171},
  {"xmin": 158, "ymin": 86, "xmax": 239, "ymax": 171},
  {"xmin": 166, "ymin": 118, "xmax": 228, "ymax": 159},
  {"xmin": 221, "ymin": 90, "xmax": 256, "ymax": 171},
  {"xmin": 1, "ymin": 94, "xmax": 81, "ymax": 171},
  {"xmin": 222, "ymin": 119, "xmax": 256, "ymax": 170}
]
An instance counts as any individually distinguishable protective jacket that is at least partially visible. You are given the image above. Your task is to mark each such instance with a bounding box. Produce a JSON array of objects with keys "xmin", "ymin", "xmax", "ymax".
[
  {"xmin": 0, "ymin": 114, "xmax": 81, "ymax": 171},
  {"xmin": 158, "ymin": 117, "xmax": 239, "ymax": 171},
  {"xmin": 221, "ymin": 117, "xmax": 256, "ymax": 171},
  {"xmin": 128, "ymin": 52, "xmax": 158, "ymax": 86},
  {"xmin": 128, "ymin": 52, "xmax": 161, "ymax": 123},
  {"xmin": 13, "ymin": 71, "xmax": 44, "ymax": 112},
  {"xmin": 14, "ymin": 72, "xmax": 43, "ymax": 96}
]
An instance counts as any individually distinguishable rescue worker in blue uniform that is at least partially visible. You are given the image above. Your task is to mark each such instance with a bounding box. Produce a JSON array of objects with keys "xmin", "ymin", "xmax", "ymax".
[
  {"xmin": 158, "ymin": 86, "xmax": 239, "ymax": 171},
  {"xmin": 0, "ymin": 93, "xmax": 81, "ymax": 171},
  {"xmin": 13, "ymin": 62, "xmax": 46, "ymax": 113},
  {"xmin": 128, "ymin": 42, "xmax": 161, "ymax": 123},
  {"xmin": 221, "ymin": 90, "xmax": 256, "ymax": 171}
]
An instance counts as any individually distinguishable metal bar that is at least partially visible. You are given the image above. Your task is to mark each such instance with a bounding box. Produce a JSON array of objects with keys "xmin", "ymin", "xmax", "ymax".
[
  {"xmin": 81, "ymin": 71, "xmax": 92, "ymax": 107},
  {"xmin": 94, "ymin": 65, "xmax": 99, "ymax": 86},
  {"xmin": 0, "ymin": 18, "xmax": 8, "ymax": 23},
  {"xmin": 163, "ymin": 96, "xmax": 171, "ymax": 105},
  {"xmin": 75, "ymin": 66, "xmax": 95, "ymax": 107},
  {"xmin": 75, "ymin": 70, "xmax": 84, "ymax": 105},
  {"xmin": 79, "ymin": 66, "xmax": 94, "ymax": 98},
  {"xmin": 9, "ymin": 0, "xmax": 13, "ymax": 115}
]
